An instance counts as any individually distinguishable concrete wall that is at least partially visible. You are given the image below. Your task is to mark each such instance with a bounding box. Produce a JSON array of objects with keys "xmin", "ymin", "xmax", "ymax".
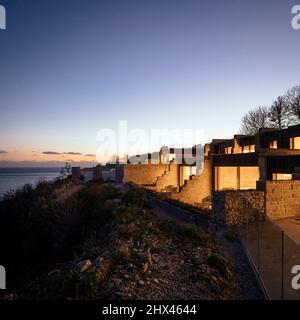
[
  {"xmin": 212, "ymin": 190, "xmax": 265, "ymax": 225},
  {"xmin": 155, "ymin": 164, "xmax": 180, "ymax": 191},
  {"xmin": 115, "ymin": 165, "xmax": 124, "ymax": 182},
  {"xmin": 261, "ymin": 180, "xmax": 300, "ymax": 220},
  {"xmin": 171, "ymin": 160, "xmax": 212, "ymax": 206},
  {"xmin": 123, "ymin": 164, "xmax": 169, "ymax": 186},
  {"xmin": 181, "ymin": 166, "xmax": 196, "ymax": 185}
]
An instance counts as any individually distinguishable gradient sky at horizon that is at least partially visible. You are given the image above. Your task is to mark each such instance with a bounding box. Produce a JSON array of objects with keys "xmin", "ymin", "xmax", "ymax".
[{"xmin": 0, "ymin": 0, "xmax": 300, "ymax": 164}]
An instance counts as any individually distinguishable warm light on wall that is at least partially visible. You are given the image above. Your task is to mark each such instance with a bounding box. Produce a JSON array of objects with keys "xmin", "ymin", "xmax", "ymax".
[
  {"xmin": 225, "ymin": 147, "xmax": 233, "ymax": 154},
  {"xmin": 269, "ymin": 140, "xmax": 278, "ymax": 149},
  {"xmin": 242, "ymin": 145, "xmax": 255, "ymax": 153},
  {"xmin": 290, "ymin": 136, "xmax": 300, "ymax": 149},
  {"xmin": 272, "ymin": 173, "xmax": 292, "ymax": 180}
]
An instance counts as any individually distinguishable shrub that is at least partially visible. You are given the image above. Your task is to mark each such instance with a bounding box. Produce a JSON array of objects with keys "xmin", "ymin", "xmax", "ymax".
[
  {"xmin": 0, "ymin": 180, "xmax": 117, "ymax": 290},
  {"xmin": 123, "ymin": 188, "xmax": 147, "ymax": 208},
  {"xmin": 158, "ymin": 221, "xmax": 210, "ymax": 245},
  {"xmin": 113, "ymin": 205, "xmax": 140, "ymax": 224},
  {"xmin": 207, "ymin": 252, "xmax": 231, "ymax": 279},
  {"xmin": 224, "ymin": 230, "xmax": 237, "ymax": 241}
]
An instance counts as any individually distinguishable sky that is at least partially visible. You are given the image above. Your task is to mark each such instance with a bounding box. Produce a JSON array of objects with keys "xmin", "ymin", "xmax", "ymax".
[{"xmin": 0, "ymin": 0, "xmax": 300, "ymax": 165}]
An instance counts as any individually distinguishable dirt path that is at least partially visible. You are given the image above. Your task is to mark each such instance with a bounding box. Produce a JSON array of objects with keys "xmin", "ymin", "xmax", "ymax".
[
  {"xmin": 148, "ymin": 196, "xmax": 265, "ymax": 300},
  {"xmin": 214, "ymin": 225, "xmax": 265, "ymax": 300}
]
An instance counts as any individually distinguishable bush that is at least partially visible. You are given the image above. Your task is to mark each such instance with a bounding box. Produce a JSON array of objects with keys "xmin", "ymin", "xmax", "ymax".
[
  {"xmin": 158, "ymin": 221, "xmax": 210, "ymax": 245},
  {"xmin": 224, "ymin": 230, "xmax": 237, "ymax": 241},
  {"xmin": 113, "ymin": 205, "xmax": 141, "ymax": 224},
  {"xmin": 123, "ymin": 189, "xmax": 147, "ymax": 208},
  {"xmin": 0, "ymin": 180, "xmax": 117, "ymax": 291},
  {"xmin": 25, "ymin": 259, "xmax": 113, "ymax": 299},
  {"xmin": 207, "ymin": 252, "xmax": 231, "ymax": 279}
]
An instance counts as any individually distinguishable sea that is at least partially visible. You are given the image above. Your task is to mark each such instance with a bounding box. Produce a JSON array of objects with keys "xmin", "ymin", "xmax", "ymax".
[{"xmin": 0, "ymin": 167, "xmax": 60, "ymax": 199}]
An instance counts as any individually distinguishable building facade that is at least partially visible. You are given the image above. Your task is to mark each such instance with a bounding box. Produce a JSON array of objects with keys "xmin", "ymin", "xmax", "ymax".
[{"xmin": 123, "ymin": 124, "xmax": 300, "ymax": 221}]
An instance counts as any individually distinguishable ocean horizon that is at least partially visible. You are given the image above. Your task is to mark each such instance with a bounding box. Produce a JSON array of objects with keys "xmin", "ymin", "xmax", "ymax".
[{"xmin": 0, "ymin": 167, "xmax": 61, "ymax": 199}]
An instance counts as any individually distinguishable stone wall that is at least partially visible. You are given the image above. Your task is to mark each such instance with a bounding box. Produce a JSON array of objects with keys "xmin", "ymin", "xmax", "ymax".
[
  {"xmin": 155, "ymin": 164, "xmax": 180, "ymax": 191},
  {"xmin": 260, "ymin": 180, "xmax": 300, "ymax": 220},
  {"xmin": 171, "ymin": 160, "xmax": 212, "ymax": 206},
  {"xmin": 123, "ymin": 164, "xmax": 169, "ymax": 186},
  {"xmin": 212, "ymin": 190, "xmax": 265, "ymax": 226}
]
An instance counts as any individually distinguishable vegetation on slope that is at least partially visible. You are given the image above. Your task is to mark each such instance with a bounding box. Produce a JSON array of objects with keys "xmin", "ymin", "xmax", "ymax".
[{"xmin": 0, "ymin": 180, "xmax": 236, "ymax": 300}]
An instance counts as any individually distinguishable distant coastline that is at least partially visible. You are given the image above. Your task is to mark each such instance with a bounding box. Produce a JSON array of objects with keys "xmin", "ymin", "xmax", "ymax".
[
  {"xmin": 0, "ymin": 161, "xmax": 96, "ymax": 168},
  {"xmin": 0, "ymin": 167, "xmax": 60, "ymax": 199}
]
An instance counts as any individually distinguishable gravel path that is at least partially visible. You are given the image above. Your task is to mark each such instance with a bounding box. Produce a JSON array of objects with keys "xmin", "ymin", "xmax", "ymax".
[
  {"xmin": 214, "ymin": 225, "xmax": 266, "ymax": 300},
  {"xmin": 148, "ymin": 196, "xmax": 266, "ymax": 300}
]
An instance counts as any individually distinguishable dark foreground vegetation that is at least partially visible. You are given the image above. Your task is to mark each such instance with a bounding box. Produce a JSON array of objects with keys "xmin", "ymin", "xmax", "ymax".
[{"xmin": 0, "ymin": 180, "xmax": 236, "ymax": 299}]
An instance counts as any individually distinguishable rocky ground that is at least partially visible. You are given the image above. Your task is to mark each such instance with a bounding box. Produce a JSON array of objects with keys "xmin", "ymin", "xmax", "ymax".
[
  {"xmin": 2, "ymin": 182, "xmax": 251, "ymax": 300},
  {"xmin": 10, "ymin": 183, "xmax": 237, "ymax": 300},
  {"xmin": 103, "ymin": 211, "xmax": 235, "ymax": 300},
  {"xmin": 148, "ymin": 194, "xmax": 265, "ymax": 300}
]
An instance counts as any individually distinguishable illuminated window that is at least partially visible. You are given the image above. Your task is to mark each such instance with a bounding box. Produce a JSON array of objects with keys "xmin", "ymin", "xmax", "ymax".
[
  {"xmin": 242, "ymin": 146, "xmax": 249, "ymax": 153},
  {"xmin": 269, "ymin": 140, "xmax": 277, "ymax": 149},
  {"xmin": 290, "ymin": 137, "xmax": 300, "ymax": 149},
  {"xmin": 242, "ymin": 145, "xmax": 255, "ymax": 153},
  {"xmin": 272, "ymin": 173, "xmax": 292, "ymax": 180},
  {"xmin": 225, "ymin": 147, "xmax": 233, "ymax": 154}
]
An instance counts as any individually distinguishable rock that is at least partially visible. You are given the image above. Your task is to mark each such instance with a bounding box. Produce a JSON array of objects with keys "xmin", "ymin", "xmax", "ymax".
[
  {"xmin": 147, "ymin": 253, "xmax": 152, "ymax": 265},
  {"xmin": 95, "ymin": 257, "xmax": 104, "ymax": 266},
  {"xmin": 139, "ymin": 280, "xmax": 145, "ymax": 286},
  {"xmin": 154, "ymin": 278, "xmax": 159, "ymax": 284},
  {"xmin": 77, "ymin": 259, "xmax": 92, "ymax": 272},
  {"xmin": 128, "ymin": 263, "xmax": 134, "ymax": 269},
  {"xmin": 152, "ymin": 254, "xmax": 158, "ymax": 262},
  {"xmin": 47, "ymin": 269, "xmax": 61, "ymax": 276},
  {"xmin": 143, "ymin": 262, "xmax": 149, "ymax": 273},
  {"xmin": 135, "ymin": 274, "xmax": 141, "ymax": 281},
  {"xmin": 112, "ymin": 278, "xmax": 122, "ymax": 287}
]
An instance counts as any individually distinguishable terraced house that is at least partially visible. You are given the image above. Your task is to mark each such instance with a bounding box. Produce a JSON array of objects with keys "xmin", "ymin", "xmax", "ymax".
[{"xmin": 124, "ymin": 124, "xmax": 300, "ymax": 223}]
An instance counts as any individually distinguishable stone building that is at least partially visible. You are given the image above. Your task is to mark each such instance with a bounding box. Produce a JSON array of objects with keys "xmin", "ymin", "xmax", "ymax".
[
  {"xmin": 123, "ymin": 145, "xmax": 204, "ymax": 193},
  {"xmin": 72, "ymin": 164, "xmax": 124, "ymax": 183},
  {"xmin": 123, "ymin": 124, "xmax": 300, "ymax": 223},
  {"xmin": 210, "ymin": 124, "xmax": 300, "ymax": 223}
]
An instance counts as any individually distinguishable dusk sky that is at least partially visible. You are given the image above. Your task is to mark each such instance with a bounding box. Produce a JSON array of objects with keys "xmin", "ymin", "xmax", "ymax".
[{"xmin": 0, "ymin": 0, "xmax": 300, "ymax": 165}]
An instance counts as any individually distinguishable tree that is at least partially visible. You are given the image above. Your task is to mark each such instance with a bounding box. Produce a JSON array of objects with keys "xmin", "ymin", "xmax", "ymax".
[
  {"xmin": 268, "ymin": 95, "xmax": 289, "ymax": 129},
  {"xmin": 239, "ymin": 106, "xmax": 270, "ymax": 135},
  {"xmin": 286, "ymin": 85, "xmax": 300, "ymax": 122}
]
